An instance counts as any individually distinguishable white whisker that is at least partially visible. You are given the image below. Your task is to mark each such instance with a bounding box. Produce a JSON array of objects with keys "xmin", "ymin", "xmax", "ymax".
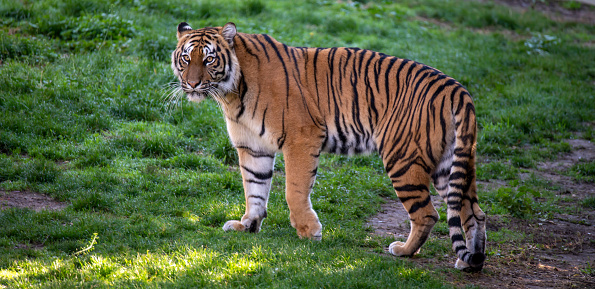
[{"xmin": 161, "ymin": 84, "xmax": 185, "ymax": 115}]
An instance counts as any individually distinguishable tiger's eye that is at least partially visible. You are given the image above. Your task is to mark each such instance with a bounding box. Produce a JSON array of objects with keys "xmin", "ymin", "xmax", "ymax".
[
  {"xmin": 182, "ymin": 55, "xmax": 190, "ymax": 62},
  {"xmin": 205, "ymin": 56, "xmax": 214, "ymax": 63}
]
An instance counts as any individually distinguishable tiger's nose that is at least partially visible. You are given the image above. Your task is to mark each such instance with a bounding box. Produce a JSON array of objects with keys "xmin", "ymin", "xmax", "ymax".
[{"xmin": 188, "ymin": 81, "xmax": 200, "ymax": 88}]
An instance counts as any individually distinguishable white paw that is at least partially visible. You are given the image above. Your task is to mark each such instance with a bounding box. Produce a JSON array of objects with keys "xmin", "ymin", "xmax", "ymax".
[
  {"xmin": 455, "ymin": 258, "xmax": 470, "ymax": 270},
  {"xmin": 388, "ymin": 241, "xmax": 406, "ymax": 256},
  {"xmin": 222, "ymin": 220, "xmax": 244, "ymax": 232}
]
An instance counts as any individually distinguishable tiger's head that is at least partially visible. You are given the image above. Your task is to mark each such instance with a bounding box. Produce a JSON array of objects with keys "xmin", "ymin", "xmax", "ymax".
[{"xmin": 171, "ymin": 22, "xmax": 240, "ymax": 103}]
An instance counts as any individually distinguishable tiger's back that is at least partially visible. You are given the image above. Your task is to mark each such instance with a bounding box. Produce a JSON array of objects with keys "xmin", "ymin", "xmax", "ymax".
[{"xmin": 171, "ymin": 22, "xmax": 486, "ymax": 271}]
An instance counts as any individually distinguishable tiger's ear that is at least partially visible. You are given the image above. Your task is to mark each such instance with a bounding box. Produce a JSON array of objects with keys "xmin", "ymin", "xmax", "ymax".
[
  {"xmin": 177, "ymin": 22, "xmax": 192, "ymax": 40},
  {"xmin": 221, "ymin": 22, "xmax": 237, "ymax": 46}
]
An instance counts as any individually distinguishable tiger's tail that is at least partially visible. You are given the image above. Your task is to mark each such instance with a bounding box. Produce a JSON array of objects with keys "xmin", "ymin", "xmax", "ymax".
[{"xmin": 446, "ymin": 90, "xmax": 486, "ymax": 270}]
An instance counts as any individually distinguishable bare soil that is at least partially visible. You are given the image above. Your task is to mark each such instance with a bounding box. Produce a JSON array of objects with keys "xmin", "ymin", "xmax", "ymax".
[
  {"xmin": 367, "ymin": 139, "xmax": 595, "ymax": 288},
  {"xmin": 0, "ymin": 190, "xmax": 68, "ymax": 211},
  {"xmin": 478, "ymin": 0, "xmax": 595, "ymax": 24}
]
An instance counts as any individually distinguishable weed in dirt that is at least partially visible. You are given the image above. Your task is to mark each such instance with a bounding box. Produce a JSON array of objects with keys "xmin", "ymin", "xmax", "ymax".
[
  {"xmin": 567, "ymin": 160, "xmax": 595, "ymax": 183},
  {"xmin": 582, "ymin": 197, "xmax": 595, "ymax": 209},
  {"xmin": 484, "ymin": 186, "xmax": 535, "ymax": 218}
]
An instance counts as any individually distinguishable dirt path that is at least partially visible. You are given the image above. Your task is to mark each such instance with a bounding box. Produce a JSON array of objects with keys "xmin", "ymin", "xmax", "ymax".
[
  {"xmin": 0, "ymin": 190, "xmax": 67, "ymax": 211},
  {"xmin": 478, "ymin": 0, "xmax": 595, "ymax": 24},
  {"xmin": 366, "ymin": 139, "xmax": 595, "ymax": 288}
]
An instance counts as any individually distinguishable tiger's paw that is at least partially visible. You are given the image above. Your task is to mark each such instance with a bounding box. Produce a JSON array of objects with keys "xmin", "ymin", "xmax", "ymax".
[
  {"xmin": 455, "ymin": 258, "xmax": 470, "ymax": 270},
  {"xmin": 222, "ymin": 220, "xmax": 245, "ymax": 232},
  {"xmin": 388, "ymin": 241, "xmax": 420, "ymax": 257},
  {"xmin": 455, "ymin": 254, "xmax": 485, "ymax": 272},
  {"xmin": 296, "ymin": 226, "xmax": 322, "ymax": 240},
  {"xmin": 290, "ymin": 212, "xmax": 322, "ymax": 240},
  {"xmin": 293, "ymin": 222, "xmax": 322, "ymax": 240}
]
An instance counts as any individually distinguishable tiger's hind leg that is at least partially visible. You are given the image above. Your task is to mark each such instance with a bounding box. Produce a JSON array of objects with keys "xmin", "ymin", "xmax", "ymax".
[{"xmin": 387, "ymin": 163, "xmax": 439, "ymax": 257}]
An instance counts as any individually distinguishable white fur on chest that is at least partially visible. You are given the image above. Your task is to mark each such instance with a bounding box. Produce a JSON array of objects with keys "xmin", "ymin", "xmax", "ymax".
[{"xmin": 224, "ymin": 116, "xmax": 280, "ymax": 153}]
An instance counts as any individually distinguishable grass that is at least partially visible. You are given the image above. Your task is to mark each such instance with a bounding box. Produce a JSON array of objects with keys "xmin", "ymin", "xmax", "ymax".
[
  {"xmin": 567, "ymin": 160, "xmax": 595, "ymax": 183},
  {"xmin": 1, "ymin": 0, "xmax": 594, "ymax": 287}
]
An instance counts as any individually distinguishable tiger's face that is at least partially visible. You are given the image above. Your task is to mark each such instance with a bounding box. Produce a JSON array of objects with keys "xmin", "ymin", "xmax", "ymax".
[{"xmin": 171, "ymin": 22, "xmax": 239, "ymax": 103}]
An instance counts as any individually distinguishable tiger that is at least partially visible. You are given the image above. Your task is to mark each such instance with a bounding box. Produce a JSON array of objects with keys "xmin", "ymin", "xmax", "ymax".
[{"xmin": 170, "ymin": 22, "xmax": 487, "ymax": 271}]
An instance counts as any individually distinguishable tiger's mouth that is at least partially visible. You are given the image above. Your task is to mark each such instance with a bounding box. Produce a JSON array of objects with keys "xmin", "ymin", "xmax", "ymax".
[
  {"xmin": 186, "ymin": 91, "xmax": 206, "ymax": 103},
  {"xmin": 181, "ymin": 82, "xmax": 215, "ymax": 93},
  {"xmin": 183, "ymin": 83, "xmax": 223, "ymax": 103}
]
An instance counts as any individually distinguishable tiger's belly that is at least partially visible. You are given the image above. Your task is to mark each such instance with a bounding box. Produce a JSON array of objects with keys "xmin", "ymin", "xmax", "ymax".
[{"xmin": 321, "ymin": 127, "xmax": 377, "ymax": 156}]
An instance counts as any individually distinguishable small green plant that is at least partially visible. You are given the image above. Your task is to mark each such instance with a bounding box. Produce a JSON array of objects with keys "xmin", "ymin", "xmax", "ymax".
[
  {"xmin": 561, "ymin": 1, "xmax": 582, "ymax": 10},
  {"xmin": 477, "ymin": 161, "xmax": 519, "ymax": 181},
  {"xmin": 567, "ymin": 161, "xmax": 595, "ymax": 183},
  {"xmin": 73, "ymin": 233, "xmax": 98, "ymax": 256},
  {"xmin": 582, "ymin": 261, "xmax": 594, "ymax": 276},
  {"xmin": 582, "ymin": 197, "xmax": 595, "ymax": 209},
  {"xmin": 486, "ymin": 186, "xmax": 535, "ymax": 218},
  {"xmin": 524, "ymin": 33, "xmax": 561, "ymax": 55}
]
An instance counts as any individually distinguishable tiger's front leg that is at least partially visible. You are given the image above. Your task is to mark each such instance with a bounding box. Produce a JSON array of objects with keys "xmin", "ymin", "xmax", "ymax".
[
  {"xmin": 283, "ymin": 141, "xmax": 323, "ymax": 240},
  {"xmin": 222, "ymin": 146, "xmax": 275, "ymax": 233}
]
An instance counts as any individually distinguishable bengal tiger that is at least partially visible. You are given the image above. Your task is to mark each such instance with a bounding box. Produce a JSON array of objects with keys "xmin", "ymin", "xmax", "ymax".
[{"xmin": 170, "ymin": 22, "xmax": 487, "ymax": 271}]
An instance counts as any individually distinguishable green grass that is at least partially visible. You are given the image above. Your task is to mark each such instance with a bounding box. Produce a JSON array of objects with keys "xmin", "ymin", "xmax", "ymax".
[
  {"xmin": 1, "ymin": 0, "xmax": 594, "ymax": 287},
  {"xmin": 567, "ymin": 160, "xmax": 595, "ymax": 183}
]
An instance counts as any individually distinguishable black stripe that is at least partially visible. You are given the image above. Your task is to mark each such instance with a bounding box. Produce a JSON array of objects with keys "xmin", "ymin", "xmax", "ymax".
[
  {"xmin": 278, "ymin": 109, "xmax": 286, "ymax": 149},
  {"xmin": 450, "ymin": 183, "xmax": 465, "ymax": 190},
  {"xmin": 447, "ymin": 192, "xmax": 463, "ymax": 199},
  {"xmin": 259, "ymin": 107, "xmax": 268, "ymax": 136},
  {"xmin": 236, "ymin": 73, "xmax": 247, "ymax": 119},
  {"xmin": 242, "ymin": 166, "xmax": 273, "ymax": 180},
  {"xmin": 247, "ymin": 179, "xmax": 267, "ymax": 185},
  {"xmin": 425, "ymin": 214, "xmax": 439, "ymax": 222},
  {"xmin": 245, "ymin": 36, "xmax": 261, "ymax": 52},
  {"xmin": 399, "ymin": 195, "xmax": 421, "ymax": 202},
  {"xmin": 449, "ymin": 172, "xmax": 466, "ymax": 181},
  {"xmin": 383, "ymin": 57, "xmax": 398, "ymax": 104},
  {"xmin": 408, "ymin": 195, "xmax": 431, "ymax": 214},
  {"xmin": 455, "ymin": 245, "xmax": 467, "ymax": 252},
  {"xmin": 248, "ymin": 195, "xmax": 266, "ymax": 201},
  {"xmin": 447, "ymin": 201, "xmax": 461, "ymax": 210},
  {"xmin": 312, "ymin": 48, "xmax": 322, "ymax": 105},
  {"xmin": 394, "ymin": 184, "xmax": 428, "ymax": 192},
  {"xmin": 364, "ymin": 51, "xmax": 379, "ymax": 126},
  {"xmin": 261, "ymin": 34, "xmax": 290, "ymax": 105},
  {"xmin": 451, "ymin": 234, "xmax": 465, "ymax": 243},
  {"xmin": 236, "ymin": 146, "xmax": 274, "ymax": 158},
  {"xmin": 448, "ymin": 216, "xmax": 461, "ymax": 227},
  {"xmin": 254, "ymin": 35, "xmax": 270, "ymax": 61},
  {"xmin": 452, "ymin": 161, "xmax": 469, "ymax": 169}
]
